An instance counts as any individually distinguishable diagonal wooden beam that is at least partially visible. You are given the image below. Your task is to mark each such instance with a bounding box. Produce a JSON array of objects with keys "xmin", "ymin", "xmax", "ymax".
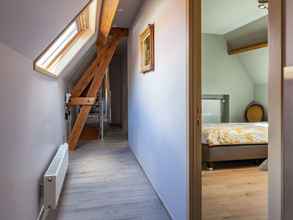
[
  {"xmin": 86, "ymin": 29, "xmax": 128, "ymax": 100},
  {"xmin": 70, "ymin": 0, "xmax": 121, "ymax": 97},
  {"xmin": 70, "ymin": 46, "xmax": 108, "ymax": 97},
  {"xmin": 97, "ymin": 0, "xmax": 120, "ymax": 46},
  {"xmin": 68, "ymin": 40, "xmax": 118, "ymax": 150},
  {"xmin": 70, "ymin": 59, "xmax": 99, "ymax": 97},
  {"xmin": 70, "ymin": 28, "xmax": 128, "ymax": 97},
  {"xmin": 68, "ymin": 31, "xmax": 127, "ymax": 151},
  {"xmin": 87, "ymin": 36, "xmax": 123, "ymax": 99}
]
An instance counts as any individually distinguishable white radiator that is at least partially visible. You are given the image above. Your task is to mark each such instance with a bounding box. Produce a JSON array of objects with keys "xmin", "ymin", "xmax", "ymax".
[{"xmin": 44, "ymin": 143, "xmax": 69, "ymax": 210}]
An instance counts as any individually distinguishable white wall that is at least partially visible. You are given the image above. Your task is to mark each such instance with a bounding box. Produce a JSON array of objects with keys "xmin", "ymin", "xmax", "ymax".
[
  {"xmin": 128, "ymin": 0, "xmax": 188, "ymax": 219},
  {"xmin": 0, "ymin": 1, "xmax": 102, "ymax": 219},
  {"xmin": 202, "ymin": 34, "xmax": 255, "ymax": 122},
  {"xmin": 0, "ymin": 42, "xmax": 66, "ymax": 220},
  {"xmin": 0, "ymin": 0, "xmax": 94, "ymax": 59}
]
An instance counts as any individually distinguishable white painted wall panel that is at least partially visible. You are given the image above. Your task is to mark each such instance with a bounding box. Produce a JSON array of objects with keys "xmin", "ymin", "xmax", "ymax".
[
  {"xmin": 128, "ymin": 0, "xmax": 188, "ymax": 219},
  {"xmin": 0, "ymin": 42, "xmax": 66, "ymax": 220}
]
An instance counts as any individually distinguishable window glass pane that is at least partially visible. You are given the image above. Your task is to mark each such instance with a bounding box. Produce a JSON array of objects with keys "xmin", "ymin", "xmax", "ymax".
[
  {"xmin": 37, "ymin": 22, "xmax": 78, "ymax": 68},
  {"xmin": 34, "ymin": 0, "xmax": 97, "ymax": 78}
]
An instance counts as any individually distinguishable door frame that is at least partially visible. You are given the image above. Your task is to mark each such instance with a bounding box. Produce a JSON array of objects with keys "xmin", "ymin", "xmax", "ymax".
[
  {"xmin": 188, "ymin": 0, "xmax": 201, "ymax": 219},
  {"xmin": 188, "ymin": 0, "xmax": 284, "ymax": 220}
]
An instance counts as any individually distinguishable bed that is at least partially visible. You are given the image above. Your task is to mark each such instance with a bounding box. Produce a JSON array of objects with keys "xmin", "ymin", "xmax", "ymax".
[{"xmin": 202, "ymin": 95, "xmax": 268, "ymax": 169}]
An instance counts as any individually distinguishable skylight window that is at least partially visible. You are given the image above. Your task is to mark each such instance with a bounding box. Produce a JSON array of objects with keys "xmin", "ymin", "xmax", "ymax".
[
  {"xmin": 37, "ymin": 22, "xmax": 79, "ymax": 69},
  {"xmin": 34, "ymin": 0, "xmax": 97, "ymax": 78}
]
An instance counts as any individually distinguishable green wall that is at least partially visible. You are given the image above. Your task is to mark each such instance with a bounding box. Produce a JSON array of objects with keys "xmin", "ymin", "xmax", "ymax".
[
  {"xmin": 202, "ymin": 34, "xmax": 255, "ymax": 122},
  {"xmin": 238, "ymin": 48, "xmax": 268, "ymax": 111},
  {"xmin": 202, "ymin": 34, "xmax": 268, "ymax": 122},
  {"xmin": 254, "ymin": 84, "xmax": 268, "ymax": 110}
]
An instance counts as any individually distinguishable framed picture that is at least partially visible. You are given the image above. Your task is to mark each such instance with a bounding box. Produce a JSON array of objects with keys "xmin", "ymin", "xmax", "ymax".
[{"xmin": 140, "ymin": 24, "xmax": 155, "ymax": 73}]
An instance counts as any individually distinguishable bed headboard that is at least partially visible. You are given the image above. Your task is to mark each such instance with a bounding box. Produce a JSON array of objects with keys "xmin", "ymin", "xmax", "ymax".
[{"xmin": 202, "ymin": 95, "xmax": 230, "ymax": 123}]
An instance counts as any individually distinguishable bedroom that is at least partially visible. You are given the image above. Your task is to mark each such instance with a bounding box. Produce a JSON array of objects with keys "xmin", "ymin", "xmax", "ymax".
[{"xmin": 201, "ymin": 0, "xmax": 269, "ymax": 219}]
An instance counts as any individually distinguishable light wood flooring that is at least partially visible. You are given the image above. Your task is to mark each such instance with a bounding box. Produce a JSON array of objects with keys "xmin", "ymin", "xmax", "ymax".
[
  {"xmin": 54, "ymin": 130, "xmax": 171, "ymax": 220},
  {"xmin": 202, "ymin": 162, "xmax": 268, "ymax": 220}
]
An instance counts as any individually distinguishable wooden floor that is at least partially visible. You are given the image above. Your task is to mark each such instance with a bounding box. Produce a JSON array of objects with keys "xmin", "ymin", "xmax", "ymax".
[
  {"xmin": 202, "ymin": 162, "xmax": 268, "ymax": 220},
  {"xmin": 55, "ymin": 130, "xmax": 170, "ymax": 220}
]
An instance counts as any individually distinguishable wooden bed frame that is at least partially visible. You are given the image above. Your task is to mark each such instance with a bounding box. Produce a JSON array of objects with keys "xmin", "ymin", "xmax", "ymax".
[{"xmin": 202, "ymin": 143, "xmax": 268, "ymax": 169}]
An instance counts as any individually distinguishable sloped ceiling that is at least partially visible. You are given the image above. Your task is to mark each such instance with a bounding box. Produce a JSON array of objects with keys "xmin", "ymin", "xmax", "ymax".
[
  {"xmin": 113, "ymin": 0, "xmax": 144, "ymax": 28},
  {"xmin": 66, "ymin": 0, "xmax": 144, "ymax": 84},
  {"xmin": 224, "ymin": 17, "xmax": 268, "ymax": 85},
  {"xmin": 238, "ymin": 47, "xmax": 268, "ymax": 84},
  {"xmin": 225, "ymin": 16, "xmax": 268, "ymax": 50},
  {"xmin": 202, "ymin": 0, "xmax": 268, "ymax": 85},
  {"xmin": 0, "ymin": 0, "xmax": 102, "ymax": 60},
  {"xmin": 0, "ymin": 0, "xmax": 143, "ymax": 83},
  {"xmin": 203, "ymin": 0, "xmax": 267, "ymax": 34}
]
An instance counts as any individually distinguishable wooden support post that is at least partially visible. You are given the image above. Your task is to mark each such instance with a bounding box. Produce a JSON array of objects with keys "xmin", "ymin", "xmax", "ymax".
[{"xmin": 68, "ymin": 29, "xmax": 128, "ymax": 151}]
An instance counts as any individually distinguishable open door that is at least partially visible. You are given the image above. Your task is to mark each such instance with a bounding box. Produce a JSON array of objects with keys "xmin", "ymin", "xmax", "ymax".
[{"xmin": 188, "ymin": 0, "xmax": 283, "ymax": 219}]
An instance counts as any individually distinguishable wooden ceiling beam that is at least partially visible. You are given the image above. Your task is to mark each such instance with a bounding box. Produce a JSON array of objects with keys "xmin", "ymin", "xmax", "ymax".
[
  {"xmin": 97, "ymin": 0, "xmax": 120, "ymax": 46},
  {"xmin": 68, "ymin": 97, "xmax": 96, "ymax": 106},
  {"xmin": 110, "ymin": 27, "xmax": 129, "ymax": 36},
  {"xmin": 228, "ymin": 42, "xmax": 268, "ymax": 55}
]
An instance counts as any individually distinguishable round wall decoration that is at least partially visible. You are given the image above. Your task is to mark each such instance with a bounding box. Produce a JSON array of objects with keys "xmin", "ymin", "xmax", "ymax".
[{"xmin": 245, "ymin": 102, "xmax": 266, "ymax": 122}]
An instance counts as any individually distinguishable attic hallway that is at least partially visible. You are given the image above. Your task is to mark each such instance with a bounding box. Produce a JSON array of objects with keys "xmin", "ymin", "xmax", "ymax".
[{"xmin": 54, "ymin": 129, "xmax": 171, "ymax": 220}]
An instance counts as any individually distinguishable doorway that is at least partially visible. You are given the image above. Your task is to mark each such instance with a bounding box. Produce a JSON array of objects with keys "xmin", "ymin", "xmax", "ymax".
[{"xmin": 188, "ymin": 0, "xmax": 283, "ymax": 219}]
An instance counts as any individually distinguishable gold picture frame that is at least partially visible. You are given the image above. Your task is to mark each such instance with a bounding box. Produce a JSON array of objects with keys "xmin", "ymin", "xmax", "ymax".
[{"xmin": 140, "ymin": 24, "xmax": 155, "ymax": 73}]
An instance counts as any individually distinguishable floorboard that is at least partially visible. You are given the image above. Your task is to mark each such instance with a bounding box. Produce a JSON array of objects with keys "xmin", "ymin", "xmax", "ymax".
[
  {"xmin": 202, "ymin": 162, "xmax": 268, "ymax": 220},
  {"xmin": 55, "ymin": 130, "xmax": 171, "ymax": 220}
]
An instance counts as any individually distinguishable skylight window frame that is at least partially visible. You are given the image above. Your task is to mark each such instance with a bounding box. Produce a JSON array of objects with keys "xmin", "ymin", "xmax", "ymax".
[
  {"xmin": 34, "ymin": 0, "xmax": 97, "ymax": 78},
  {"xmin": 37, "ymin": 22, "xmax": 79, "ymax": 69}
]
